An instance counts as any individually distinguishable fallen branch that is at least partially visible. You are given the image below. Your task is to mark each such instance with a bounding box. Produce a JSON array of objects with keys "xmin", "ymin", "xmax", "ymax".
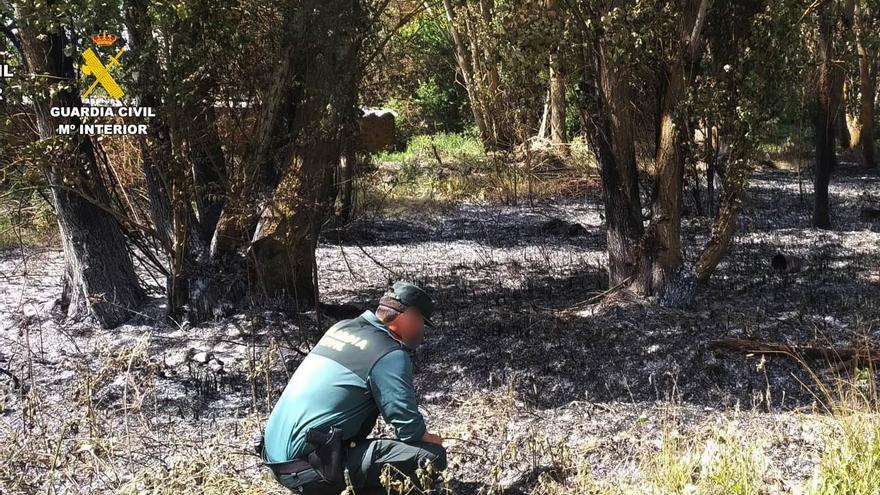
[
  {"xmin": 529, "ymin": 276, "xmax": 633, "ymax": 314},
  {"xmin": 567, "ymin": 275, "xmax": 635, "ymax": 311},
  {"xmin": 710, "ymin": 337, "xmax": 879, "ymax": 364}
]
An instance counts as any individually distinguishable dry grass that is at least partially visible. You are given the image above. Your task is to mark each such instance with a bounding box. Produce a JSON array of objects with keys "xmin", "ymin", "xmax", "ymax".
[
  {"xmin": 0, "ymin": 338, "xmax": 281, "ymax": 494},
  {"xmin": 5, "ymin": 331, "xmax": 880, "ymax": 494},
  {"xmin": 528, "ymin": 410, "xmax": 767, "ymax": 495},
  {"xmin": 804, "ymin": 359, "xmax": 880, "ymax": 495},
  {"xmin": 530, "ymin": 354, "xmax": 880, "ymax": 495},
  {"xmin": 3, "ymin": 153, "xmax": 880, "ymax": 493}
]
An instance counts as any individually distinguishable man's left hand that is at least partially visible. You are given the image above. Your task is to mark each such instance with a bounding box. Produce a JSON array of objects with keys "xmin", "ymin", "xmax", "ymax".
[{"xmin": 422, "ymin": 431, "xmax": 444, "ymax": 445}]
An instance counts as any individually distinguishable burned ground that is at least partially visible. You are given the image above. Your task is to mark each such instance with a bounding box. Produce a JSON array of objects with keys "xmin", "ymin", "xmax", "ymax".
[{"xmin": 1, "ymin": 163, "xmax": 879, "ymax": 493}]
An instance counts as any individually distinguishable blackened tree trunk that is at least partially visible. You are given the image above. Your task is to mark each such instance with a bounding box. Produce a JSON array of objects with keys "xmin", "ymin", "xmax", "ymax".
[
  {"xmin": 169, "ymin": 4, "xmax": 229, "ymax": 246},
  {"xmin": 15, "ymin": 0, "xmax": 144, "ymax": 328},
  {"xmin": 125, "ymin": 0, "xmax": 190, "ymax": 319},
  {"xmin": 188, "ymin": 102, "xmax": 228, "ymax": 243},
  {"xmin": 575, "ymin": 0, "xmax": 707, "ymax": 297},
  {"xmin": 579, "ymin": 38, "xmax": 647, "ymax": 290},
  {"xmin": 247, "ymin": 0, "xmax": 366, "ymax": 308},
  {"xmin": 813, "ymin": 1, "xmax": 838, "ymax": 229},
  {"xmin": 125, "ymin": 0, "xmax": 230, "ymax": 322}
]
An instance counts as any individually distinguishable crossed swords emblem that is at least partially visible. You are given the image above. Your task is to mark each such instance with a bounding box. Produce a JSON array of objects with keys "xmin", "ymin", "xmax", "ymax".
[{"xmin": 81, "ymin": 47, "xmax": 125, "ymax": 99}]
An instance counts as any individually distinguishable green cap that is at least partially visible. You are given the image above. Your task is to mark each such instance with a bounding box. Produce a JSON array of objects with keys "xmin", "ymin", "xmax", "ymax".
[{"xmin": 385, "ymin": 281, "xmax": 436, "ymax": 327}]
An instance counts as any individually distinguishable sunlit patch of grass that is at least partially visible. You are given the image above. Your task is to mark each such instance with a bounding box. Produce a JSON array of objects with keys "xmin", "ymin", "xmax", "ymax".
[
  {"xmin": 533, "ymin": 343, "xmax": 880, "ymax": 495},
  {"xmin": 807, "ymin": 411, "xmax": 880, "ymax": 495},
  {"xmin": 531, "ymin": 428, "xmax": 766, "ymax": 495},
  {"xmin": 361, "ymin": 132, "xmax": 596, "ymax": 210},
  {"xmin": 533, "ymin": 461, "xmax": 620, "ymax": 495},
  {"xmin": 375, "ymin": 132, "xmax": 486, "ymax": 166},
  {"xmin": 805, "ymin": 361, "xmax": 880, "ymax": 495},
  {"xmin": 641, "ymin": 417, "xmax": 766, "ymax": 495},
  {"xmin": 532, "ymin": 411, "xmax": 766, "ymax": 495}
]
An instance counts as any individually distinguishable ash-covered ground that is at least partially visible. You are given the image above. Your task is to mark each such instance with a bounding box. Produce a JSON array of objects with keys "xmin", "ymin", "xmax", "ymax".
[{"xmin": 1, "ymin": 163, "xmax": 879, "ymax": 493}]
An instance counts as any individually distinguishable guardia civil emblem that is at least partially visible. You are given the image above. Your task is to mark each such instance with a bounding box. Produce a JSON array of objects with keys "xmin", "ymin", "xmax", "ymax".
[{"xmin": 81, "ymin": 32, "xmax": 125, "ymax": 100}]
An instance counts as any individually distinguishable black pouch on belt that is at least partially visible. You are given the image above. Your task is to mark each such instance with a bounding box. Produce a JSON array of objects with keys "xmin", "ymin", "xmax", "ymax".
[{"xmin": 305, "ymin": 426, "xmax": 344, "ymax": 484}]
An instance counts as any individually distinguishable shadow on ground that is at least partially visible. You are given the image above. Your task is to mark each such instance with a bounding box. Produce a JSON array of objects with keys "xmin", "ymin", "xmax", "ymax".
[{"xmin": 313, "ymin": 163, "xmax": 880, "ymax": 413}]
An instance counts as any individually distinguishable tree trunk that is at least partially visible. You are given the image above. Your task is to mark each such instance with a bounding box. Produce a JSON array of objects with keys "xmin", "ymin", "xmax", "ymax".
[
  {"xmin": 172, "ymin": 7, "xmax": 229, "ymax": 245},
  {"xmin": 247, "ymin": 0, "xmax": 365, "ymax": 308},
  {"xmin": 645, "ymin": 0, "xmax": 709, "ymax": 296},
  {"xmin": 123, "ymin": 0, "xmax": 176, "ymax": 251},
  {"xmin": 125, "ymin": 0, "xmax": 238, "ymax": 323},
  {"xmin": 338, "ymin": 147, "xmax": 357, "ymax": 223},
  {"xmin": 441, "ymin": 0, "xmax": 491, "ymax": 145},
  {"xmin": 125, "ymin": 0, "xmax": 198, "ymax": 320},
  {"xmin": 211, "ymin": 46, "xmax": 299, "ymax": 257},
  {"xmin": 16, "ymin": 0, "xmax": 144, "ymax": 328},
  {"xmin": 188, "ymin": 103, "xmax": 228, "ymax": 244},
  {"xmin": 844, "ymin": 77, "xmax": 861, "ymax": 149},
  {"xmin": 547, "ymin": 0, "xmax": 566, "ymax": 145},
  {"xmin": 465, "ymin": 15, "xmax": 498, "ymax": 149},
  {"xmin": 537, "ymin": 88, "xmax": 550, "ymax": 139},
  {"xmin": 549, "ymin": 51, "xmax": 567, "ymax": 145},
  {"xmin": 813, "ymin": 1, "xmax": 838, "ymax": 229},
  {"xmin": 249, "ymin": 153, "xmax": 331, "ymax": 306},
  {"xmin": 855, "ymin": 2, "xmax": 876, "ymax": 168},
  {"xmin": 580, "ymin": 39, "xmax": 646, "ymax": 290},
  {"xmin": 837, "ymin": 92, "xmax": 851, "ymax": 149},
  {"xmin": 650, "ymin": 83, "xmax": 686, "ymax": 291},
  {"xmin": 695, "ymin": 154, "xmax": 750, "ymax": 283},
  {"xmin": 705, "ymin": 124, "xmax": 720, "ymax": 217},
  {"xmin": 477, "ymin": 0, "xmax": 507, "ymax": 148}
]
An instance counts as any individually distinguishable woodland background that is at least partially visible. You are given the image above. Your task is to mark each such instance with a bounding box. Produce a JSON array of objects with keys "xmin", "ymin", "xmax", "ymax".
[{"xmin": 2, "ymin": 0, "xmax": 880, "ymax": 494}]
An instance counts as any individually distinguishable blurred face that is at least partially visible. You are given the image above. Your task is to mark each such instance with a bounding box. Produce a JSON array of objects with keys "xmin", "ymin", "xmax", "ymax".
[{"xmin": 387, "ymin": 306, "xmax": 426, "ymax": 349}]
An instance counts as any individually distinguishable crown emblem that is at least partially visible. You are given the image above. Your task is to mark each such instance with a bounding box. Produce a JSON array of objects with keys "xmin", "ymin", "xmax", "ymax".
[{"xmin": 91, "ymin": 32, "xmax": 117, "ymax": 47}]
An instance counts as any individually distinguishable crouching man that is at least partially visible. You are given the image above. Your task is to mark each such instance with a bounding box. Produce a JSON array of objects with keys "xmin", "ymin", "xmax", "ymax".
[{"xmin": 262, "ymin": 282, "xmax": 447, "ymax": 494}]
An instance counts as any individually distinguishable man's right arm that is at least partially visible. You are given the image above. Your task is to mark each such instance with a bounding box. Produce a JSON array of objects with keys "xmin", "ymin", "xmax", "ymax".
[{"xmin": 368, "ymin": 349, "xmax": 428, "ymax": 443}]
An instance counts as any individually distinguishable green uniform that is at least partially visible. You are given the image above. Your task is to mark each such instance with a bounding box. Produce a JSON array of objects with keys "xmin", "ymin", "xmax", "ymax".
[{"xmin": 263, "ymin": 311, "xmax": 446, "ymax": 493}]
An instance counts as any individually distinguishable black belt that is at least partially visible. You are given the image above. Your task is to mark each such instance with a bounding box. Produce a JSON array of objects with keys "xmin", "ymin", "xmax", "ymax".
[{"xmin": 267, "ymin": 457, "xmax": 314, "ymax": 476}]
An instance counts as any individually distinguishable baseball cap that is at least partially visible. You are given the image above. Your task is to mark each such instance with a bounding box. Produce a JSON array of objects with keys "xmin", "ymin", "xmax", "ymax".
[{"xmin": 384, "ymin": 281, "xmax": 436, "ymax": 327}]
